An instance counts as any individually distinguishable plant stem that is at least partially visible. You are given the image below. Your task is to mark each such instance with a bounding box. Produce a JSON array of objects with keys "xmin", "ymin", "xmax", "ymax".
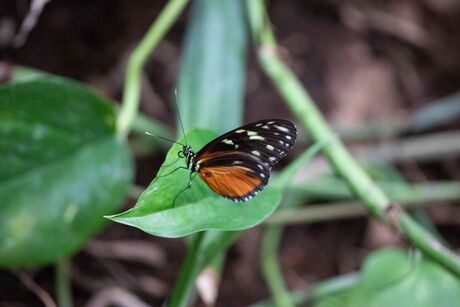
[
  {"xmin": 128, "ymin": 112, "xmax": 174, "ymax": 154},
  {"xmin": 168, "ymin": 232, "xmax": 205, "ymax": 307},
  {"xmin": 251, "ymin": 272, "xmax": 360, "ymax": 307},
  {"xmin": 266, "ymin": 196, "xmax": 459, "ymax": 225},
  {"xmin": 311, "ymin": 272, "xmax": 359, "ymax": 301},
  {"xmin": 293, "ymin": 130, "xmax": 460, "ymax": 185},
  {"xmin": 198, "ymin": 231, "xmax": 241, "ymax": 273},
  {"xmin": 246, "ymin": 0, "xmax": 460, "ymax": 276},
  {"xmin": 247, "ymin": 0, "xmax": 388, "ymax": 218},
  {"xmin": 274, "ymin": 140, "xmax": 328, "ymax": 189},
  {"xmin": 261, "ymin": 224, "xmax": 294, "ymax": 307},
  {"xmin": 168, "ymin": 231, "xmax": 241, "ymax": 307},
  {"xmin": 131, "ymin": 112, "xmax": 173, "ymax": 140},
  {"xmin": 117, "ymin": 0, "xmax": 189, "ymax": 138},
  {"xmin": 357, "ymin": 130, "xmax": 460, "ymax": 164},
  {"xmin": 55, "ymin": 259, "xmax": 72, "ymax": 307},
  {"xmin": 261, "ymin": 144, "xmax": 327, "ymax": 307},
  {"xmin": 288, "ymin": 180, "xmax": 460, "ymax": 204}
]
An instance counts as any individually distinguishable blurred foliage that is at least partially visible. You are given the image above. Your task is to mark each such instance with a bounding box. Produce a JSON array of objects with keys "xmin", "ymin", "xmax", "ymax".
[
  {"xmin": 0, "ymin": 77, "xmax": 133, "ymax": 267},
  {"xmin": 314, "ymin": 248, "xmax": 460, "ymax": 307},
  {"xmin": 177, "ymin": 0, "xmax": 247, "ymax": 133},
  {"xmin": 410, "ymin": 92, "xmax": 460, "ymax": 132}
]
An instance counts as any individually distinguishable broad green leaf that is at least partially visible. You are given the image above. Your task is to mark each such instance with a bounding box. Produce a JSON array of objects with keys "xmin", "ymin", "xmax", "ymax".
[
  {"xmin": 177, "ymin": 0, "xmax": 247, "ymax": 133},
  {"xmin": 0, "ymin": 77, "xmax": 133, "ymax": 268},
  {"xmin": 313, "ymin": 248, "xmax": 460, "ymax": 307},
  {"xmin": 348, "ymin": 248, "xmax": 460, "ymax": 307},
  {"xmin": 108, "ymin": 129, "xmax": 282, "ymax": 238}
]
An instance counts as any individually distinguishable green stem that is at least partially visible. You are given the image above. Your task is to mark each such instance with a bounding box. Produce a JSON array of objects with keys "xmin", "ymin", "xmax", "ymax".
[
  {"xmin": 288, "ymin": 178, "xmax": 460, "ymax": 203},
  {"xmin": 169, "ymin": 232, "xmax": 205, "ymax": 307},
  {"xmin": 359, "ymin": 130, "xmax": 460, "ymax": 164},
  {"xmin": 312, "ymin": 272, "xmax": 359, "ymax": 302},
  {"xmin": 168, "ymin": 231, "xmax": 241, "ymax": 307},
  {"xmin": 246, "ymin": 0, "xmax": 460, "ymax": 276},
  {"xmin": 128, "ymin": 112, "xmax": 174, "ymax": 154},
  {"xmin": 266, "ymin": 195, "xmax": 459, "ymax": 225},
  {"xmin": 252, "ymin": 272, "xmax": 359, "ymax": 307},
  {"xmin": 275, "ymin": 140, "xmax": 328, "ymax": 189},
  {"xmin": 261, "ymin": 143, "xmax": 326, "ymax": 307},
  {"xmin": 55, "ymin": 259, "xmax": 72, "ymax": 307},
  {"xmin": 261, "ymin": 225, "xmax": 294, "ymax": 307},
  {"xmin": 198, "ymin": 231, "xmax": 241, "ymax": 273},
  {"xmin": 117, "ymin": 0, "xmax": 189, "ymax": 138},
  {"xmin": 131, "ymin": 112, "xmax": 173, "ymax": 140}
]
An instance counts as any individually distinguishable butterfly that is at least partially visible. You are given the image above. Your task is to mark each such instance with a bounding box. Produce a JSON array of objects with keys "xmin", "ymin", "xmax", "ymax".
[{"xmin": 165, "ymin": 119, "xmax": 297, "ymax": 203}]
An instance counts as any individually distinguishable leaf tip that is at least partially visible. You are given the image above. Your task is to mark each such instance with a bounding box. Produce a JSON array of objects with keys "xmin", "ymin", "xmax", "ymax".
[{"xmin": 103, "ymin": 208, "xmax": 131, "ymax": 222}]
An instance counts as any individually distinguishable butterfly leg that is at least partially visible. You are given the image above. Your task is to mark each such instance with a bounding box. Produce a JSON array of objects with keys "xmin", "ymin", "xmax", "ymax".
[
  {"xmin": 172, "ymin": 171, "xmax": 198, "ymax": 207},
  {"xmin": 159, "ymin": 156, "xmax": 181, "ymax": 169},
  {"xmin": 153, "ymin": 165, "xmax": 188, "ymax": 182}
]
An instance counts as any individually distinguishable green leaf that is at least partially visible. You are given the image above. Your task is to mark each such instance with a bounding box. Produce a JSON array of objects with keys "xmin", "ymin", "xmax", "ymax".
[
  {"xmin": 108, "ymin": 129, "xmax": 282, "ymax": 238},
  {"xmin": 11, "ymin": 65, "xmax": 49, "ymax": 84},
  {"xmin": 313, "ymin": 291, "xmax": 354, "ymax": 307},
  {"xmin": 348, "ymin": 248, "xmax": 460, "ymax": 307},
  {"xmin": 177, "ymin": 0, "xmax": 247, "ymax": 133},
  {"xmin": 0, "ymin": 77, "xmax": 133, "ymax": 268}
]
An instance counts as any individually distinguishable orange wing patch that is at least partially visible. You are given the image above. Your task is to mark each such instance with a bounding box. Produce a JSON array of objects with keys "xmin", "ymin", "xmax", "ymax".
[{"xmin": 199, "ymin": 166, "xmax": 264, "ymax": 201}]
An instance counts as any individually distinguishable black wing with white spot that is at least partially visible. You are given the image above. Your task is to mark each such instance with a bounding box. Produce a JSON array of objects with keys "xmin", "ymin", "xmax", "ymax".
[
  {"xmin": 196, "ymin": 119, "xmax": 297, "ymax": 169},
  {"xmin": 194, "ymin": 119, "xmax": 297, "ymax": 202}
]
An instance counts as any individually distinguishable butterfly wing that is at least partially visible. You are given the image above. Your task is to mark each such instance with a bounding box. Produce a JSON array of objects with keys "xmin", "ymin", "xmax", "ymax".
[
  {"xmin": 197, "ymin": 151, "xmax": 270, "ymax": 201},
  {"xmin": 196, "ymin": 119, "xmax": 297, "ymax": 201},
  {"xmin": 197, "ymin": 119, "xmax": 297, "ymax": 168}
]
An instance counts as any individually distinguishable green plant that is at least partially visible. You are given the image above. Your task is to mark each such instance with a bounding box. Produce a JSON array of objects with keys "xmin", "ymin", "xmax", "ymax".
[
  {"xmin": 0, "ymin": 77, "xmax": 132, "ymax": 268},
  {"xmin": 3, "ymin": 0, "xmax": 460, "ymax": 306}
]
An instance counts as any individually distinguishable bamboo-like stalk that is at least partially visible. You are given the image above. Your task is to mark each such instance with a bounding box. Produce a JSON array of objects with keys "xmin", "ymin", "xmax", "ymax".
[
  {"xmin": 260, "ymin": 140, "xmax": 328, "ymax": 307},
  {"xmin": 246, "ymin": 0, "xmax": 460, "ymax": 276},
  {"xmin": 261, "ymin": 224, "xmax": 294, "ymax": 307},
  {"xmin": 55, "ymin": 259, "xmax": 72, "ymax": 307},
  {"xmin": 286, "ymin": 180, "xmax": 460, "ymax": 208},
  {"xmin": 117, "ymin": 0, "xmax": 189, "ymax": 138},
  {"xmin": 168, "ymin": 233, "xmax": 205, "ymax": 307},
  {"xmin": 168, "ymin": 231, "xmax": 241, "ymax": 307},
  {"xmin": 251, "ymin": 272, "xmax": 360, "ymax": 307},
  {"xmin": 266, "ymin": 196, "xmax": 459, "ymax": 225}
]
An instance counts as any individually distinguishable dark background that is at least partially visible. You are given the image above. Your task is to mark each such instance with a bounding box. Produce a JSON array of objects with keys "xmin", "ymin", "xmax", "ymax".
[{"xmin": 1, "ymin": 0, "xmax": 460, "ymax": 306}]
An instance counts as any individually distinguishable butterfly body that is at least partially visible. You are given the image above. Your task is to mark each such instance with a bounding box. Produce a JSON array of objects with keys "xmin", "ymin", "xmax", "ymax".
[{"xmin": 176, "ymin": 119, "xmax": 297, "ymax": 202}]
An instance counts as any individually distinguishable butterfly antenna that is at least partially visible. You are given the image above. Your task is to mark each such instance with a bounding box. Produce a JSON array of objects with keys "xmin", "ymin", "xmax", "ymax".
[
  {"xmin": 174, "ymin": 89, "xmax": 188, "ymax": 145},
  {"xmin": 144, "ymin": 131, "xmax": 185, "ymax": 147}
]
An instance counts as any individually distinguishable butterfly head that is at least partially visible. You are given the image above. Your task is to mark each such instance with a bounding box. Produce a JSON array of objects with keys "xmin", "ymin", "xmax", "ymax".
[
  {"xmin": 178, "ymin": 145, "xmax": 192, "ymax": 157},
  {"xmin": 178, "ymin": 145, "xmax": 197, "ymax": 170}
]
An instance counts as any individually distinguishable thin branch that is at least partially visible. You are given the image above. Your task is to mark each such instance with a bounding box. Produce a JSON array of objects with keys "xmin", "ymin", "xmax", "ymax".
[
  {"xmin": 246, "ymin": 0, "xmax": 460, "ymax": 276},
  {"xmin": 84, "ymin": 240, "xmax": 166, "ymax": 268},
  {"xmin": 168, "ymin": 232, "xmax": 205, "ymax": 307},
  {"xmin": 15, "ymin": 270, "xmax": 58, "ymax": 307},
  {"xmin": 266, "ymin": 197, "xmax": 459, "ymax": 226},
  {"xmin": 251, "ymin": 272, "xmax": 360, "ymax": 307},
  {"xmin": 85, "ymin": 287, "xmax": 150, "ymax": 307},
  {"xmin": 14, "ymin": 0, "xmax": 52, "ymax": 47},
  {"xmin": 261, "ymin": 221, "xmax": 296, "ymax": 307},
  {"xmin": 294, "ymin": 130, "xmax": 460, "ymax": 183},
  {"xmin": 55, "ymin": 259, "xmax": 73, "ymax": 307},
  {"xmin": 117, "ymin": 0, "xmax": 189, "ymax": 138}
]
